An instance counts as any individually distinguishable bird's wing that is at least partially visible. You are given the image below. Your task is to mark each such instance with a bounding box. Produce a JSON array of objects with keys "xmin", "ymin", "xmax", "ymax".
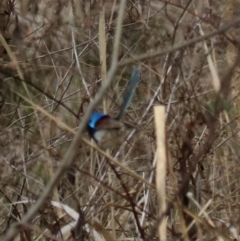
[{"xmin": 96, "ymin": 118, "xmax": 124, "ymax": 129}]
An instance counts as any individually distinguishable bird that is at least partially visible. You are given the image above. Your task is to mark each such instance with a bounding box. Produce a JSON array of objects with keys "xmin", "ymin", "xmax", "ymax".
[{"xmin": 87, "ymin": 67, "xmax": 141, "ymax": 149}]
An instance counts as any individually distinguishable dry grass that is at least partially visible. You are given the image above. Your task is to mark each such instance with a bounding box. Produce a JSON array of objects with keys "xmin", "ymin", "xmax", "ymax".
[{"xmin": 1, "ymin": 0, "xmax": 240, "ymax": 240}]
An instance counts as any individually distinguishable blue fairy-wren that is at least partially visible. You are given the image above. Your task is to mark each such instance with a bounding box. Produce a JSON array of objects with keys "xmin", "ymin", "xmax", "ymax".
[{"xmin": 87, "ymin": 67, "xmax": 141, "ymax": 149}]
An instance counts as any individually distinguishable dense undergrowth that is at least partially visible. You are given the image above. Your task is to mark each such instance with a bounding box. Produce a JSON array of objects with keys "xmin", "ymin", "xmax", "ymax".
[{"xmin": 0, "ymin": 0, "xmax": 240, "ymax": 240}]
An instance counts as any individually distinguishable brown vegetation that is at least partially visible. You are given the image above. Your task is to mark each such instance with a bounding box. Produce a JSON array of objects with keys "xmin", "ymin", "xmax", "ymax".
[{"xmin": 1, "ymin": 0, "xmax": 240, "ymax": 240}]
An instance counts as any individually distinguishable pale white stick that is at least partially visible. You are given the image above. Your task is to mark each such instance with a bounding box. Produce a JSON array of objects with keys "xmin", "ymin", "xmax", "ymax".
[{"xmin": 154, "ymin": 106, "xmax": 167, "ymax": 241}]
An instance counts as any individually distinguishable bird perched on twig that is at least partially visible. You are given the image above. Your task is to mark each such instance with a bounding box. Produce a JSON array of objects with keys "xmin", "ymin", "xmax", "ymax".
[{"xmin": 87, "ymin": 67, "xmax": 141, "ymax": 149}]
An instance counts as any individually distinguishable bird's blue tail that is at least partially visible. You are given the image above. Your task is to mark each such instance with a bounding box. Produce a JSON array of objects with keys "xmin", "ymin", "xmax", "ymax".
[{"xmin": 116, "ymin": 67, "xmax": 141, "ymax": 120}]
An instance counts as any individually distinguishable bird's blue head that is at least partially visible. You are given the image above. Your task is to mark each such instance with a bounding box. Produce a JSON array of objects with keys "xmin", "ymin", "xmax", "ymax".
[
  {"xmin": 87, "ymin": 112, "xmax": 110, "ymax": 140},
  {"xmin": 88, "ymin": 112, "xmax": 109, "ymax": 129}
]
